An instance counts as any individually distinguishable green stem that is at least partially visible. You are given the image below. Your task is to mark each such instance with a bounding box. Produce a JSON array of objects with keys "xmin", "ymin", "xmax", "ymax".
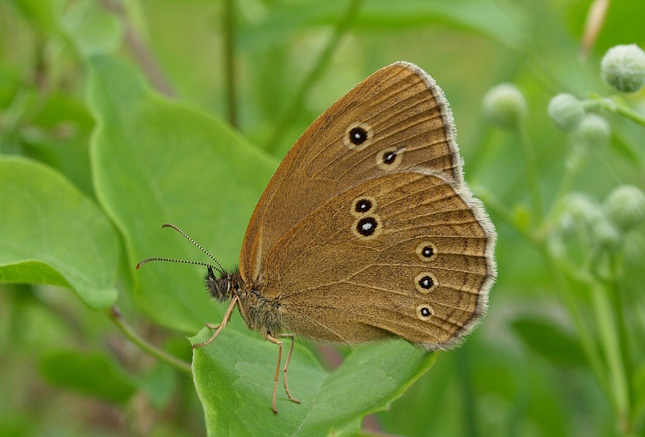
[
  {"xmin": 584, "ymin": 96, "xmax": 645, "ymax": 127},
  {"xmin": 541, "ymin": 252, "xmax": 610, "ymax": 395},
  {"xmin": 590, "ymin": 278, "xmax": 631, "ymax": 431},
  {"xmin": 517, "ymin": 125, "xmax": 544, "ymax": 224},
  {"xmin": 223, "ymin": 0, "xmax": 238, "ymax": 129},
  {"xmin": 107, "ymin": 306, "xmax": 192, "ymax": 375},
  {"xmin": 476, "ymin": 187, "xmax": 535, "ymax": 245},
  {"xmin": 454, "ymin": 348, "xmax": 479, "ymax": 437},
  {"xmin": 101, "ymin": 0, "xmax": 176, "ymax": 97},
  {"xmin": 264, "ymin": 0, "xmax": 365, "ymax": 154}
]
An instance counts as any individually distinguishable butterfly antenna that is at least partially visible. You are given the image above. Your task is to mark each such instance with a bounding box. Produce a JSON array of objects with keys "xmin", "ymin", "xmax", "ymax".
[
  {"xmin": 136, "ymin": 224, "xmax": 226, "ymax": 275},
  {"xmin": 136, "ymin": 257, "xmax": 220, "ymax": 271}
]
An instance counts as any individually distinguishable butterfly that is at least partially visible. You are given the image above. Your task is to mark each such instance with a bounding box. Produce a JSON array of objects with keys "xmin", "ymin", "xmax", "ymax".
[{"xmin": 139, "ymin": 61, "xmax": 496, "ymax": 414}]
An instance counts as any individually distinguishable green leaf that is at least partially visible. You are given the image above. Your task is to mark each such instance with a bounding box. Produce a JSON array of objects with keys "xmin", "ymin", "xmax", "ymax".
[
  {"xmin": 140, "ymin": 362, "xmax": 178, "ymax": 409},
  {"xmin": 511, "ymin": 317, "xmax": 586, "ymax": 368},
  {"xmin": 39, "ymin": 349, "xmax": 137, "ymax": 403},
  {"xmin": 191, "ymin": 329, "xmax": 436, "ymax": 436},
  {"xmin": 54, "ymin": 0, "xmax": 122, "ymax": 57},
  {"xmin": 87, "ymin": 54, "xmax": 276, "ymax": 332},
  {"xmin": 9, "ymin": 0, "xmax": 56, "ymax": 34},
  {"xmin": 0, "ymin": 157, "xmax": 119, "ymax": 309}
]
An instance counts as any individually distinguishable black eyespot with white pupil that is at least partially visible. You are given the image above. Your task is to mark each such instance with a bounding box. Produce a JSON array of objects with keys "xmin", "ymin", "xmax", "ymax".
[
  {"xmin": 349, "ymin": 127, "xmax": 368, "ymax": 145},
  {"xmin": 419, "ymin": 275, "xmax": 434, "ymax": 289},
  {"xmin": 382, "ymin": 150, "xmax": 397, "ymax": 165},
  {"xmin": 416, "ymin": 304, "xmax": 434, "ymax": 320},
  {"xmin": 421, "ymin": 246, "xmax": 434, "ymax": 258},
  {"xmin": 354, "ymin": 198, "xmax": 373, "ymax": 213},
  {"xmin": 356, "ymin": 217, "xmax": 377, "ymax": 236}
]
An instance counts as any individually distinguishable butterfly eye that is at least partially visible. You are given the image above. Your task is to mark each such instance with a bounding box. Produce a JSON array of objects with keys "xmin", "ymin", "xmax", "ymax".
[
  {"xmin": 416, "ymin": 304, "xmax": 435, "ymax": 321},
  {"xmin": 351, "ymin": 196, "xmax": 377, "ymax": 217},
  {"xmin": 377, "ymin": 146, "xmax": 404, "ymax": 170},
  {"xmin": 414, "ymin": 272, "xmax": 438, "ymax": 294},
  {"xmin": 344, "ymin": 122, "xmax": 373, "ymax": 150},
  {"xmin": 416, "ymin": 241, "xmax": 438, "ymax": 262},
  {"xmin": 352, "ymin": 215, "xmax": 382, "ymax": 240}
]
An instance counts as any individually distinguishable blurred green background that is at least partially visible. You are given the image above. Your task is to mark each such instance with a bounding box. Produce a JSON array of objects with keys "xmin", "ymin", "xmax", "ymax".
[{"xmin": 1, "ymin": 0, "xmax": 645, "ymax": 436}]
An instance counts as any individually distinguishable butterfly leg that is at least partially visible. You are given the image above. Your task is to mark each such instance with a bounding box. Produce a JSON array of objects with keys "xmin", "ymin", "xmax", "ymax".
[
  {"xmin": 280, "ymin": 334, "xmax": 300, "ymax": 404},
  {"xmin": 266, "ymin": 333, "xmax": 283, "ymax": 414},
  {"xmin": 192, "ymin": 296, "xmax": 238, "ymax": 349}
]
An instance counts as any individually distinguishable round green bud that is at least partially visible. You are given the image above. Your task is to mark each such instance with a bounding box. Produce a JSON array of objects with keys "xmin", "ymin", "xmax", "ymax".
[
  {"xmin": 482, "ymin": 83, "xmax": 527, "ymax": 129},
  {"xmin": 548, "ymin": 94, "xmax": 585, "ymax": 131},
  {"xmin": 565, "ymin": 192, "xmax": 603, "ymax": 225},
  {"xmin": 604, "ymin": 185, "xmax": 645, "ymax": 231},
  {"xmin": 591, "ymin": 217, "xmax": 622, "ymax": 251},
  {"xmin": 573, "ymin": 114, "xmax": 611, "ymax": 148},
  {"xmin": 601, "ymin": 44, "xmax": 645, "ymax": 93}
]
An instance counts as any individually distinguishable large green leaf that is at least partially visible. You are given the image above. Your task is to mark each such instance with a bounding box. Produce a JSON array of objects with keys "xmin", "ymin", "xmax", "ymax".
[
  {"xmin": 191, "ymin": 329, "xmax": 436, "ymax": 436},
  {"xmin": 87, "ymin": 54, "xmax": 276, "ymax": 332},
  {"xmin": 0, "ymin": 157, "xmax": 119, "ymax": 309}
]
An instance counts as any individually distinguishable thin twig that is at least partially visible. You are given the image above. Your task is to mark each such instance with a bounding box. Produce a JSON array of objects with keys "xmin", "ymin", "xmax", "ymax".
[
  {"xmin": 518, "ymin": 125, "xmax": 544, "ymax": 223},
  {"xmin": 107, "ymin": 305, "xmax": 192, "ymax": 375},
  {"xmin": 264, "ymin": 0, "xmax": 365, "ymax": 154},
  {"xmin": 100, "ymin": 0, "xmax": 176, "ymax": 97},
  {"xmin": 584, "ymin": 96, "xmax": 645, "ymax": 127},
  {"xmin": 223, "ymin": 0, "xmax": 238, "ymax": 128}
]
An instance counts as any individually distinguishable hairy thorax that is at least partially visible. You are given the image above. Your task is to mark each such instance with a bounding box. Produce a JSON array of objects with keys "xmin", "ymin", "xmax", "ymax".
[
  {"xmin": 236, "ymin": 285, "xmax": 284, "ymax": 338},
  {"xmin": 205, "ymin": 267, "xmax": 284, "ymax": 338}
]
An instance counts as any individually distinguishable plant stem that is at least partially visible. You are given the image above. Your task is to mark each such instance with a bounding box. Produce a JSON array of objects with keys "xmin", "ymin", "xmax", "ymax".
[
  {"xmin": 101, "ymin": 0, "xmax": 176, "ymax": 97},
  {"xmin": 223, "ymin": 0, "xmax": 238, "ymax": 129},
  {"xmin": 476, "ymin": 187, "xmax": 535, "ymax": 245},
  {"xmin": 517, "ymin": 125, "xmax": 543, "ymax": 224},
  {"xmin": 589, "ymin": 280, "xmax": 630, "ymax": 430},
  {"xmin": 584, "ymin": 96, "xmax": 645, "ymax": 127},
  {"xmin": 264, "ymin": 0, "xmax": 365, "ymax": 154},
  {"xmin": 540, "ymin": 252, "xmax": 610, "ymax": 395},
  {"xmin": 106, "ymin": 305, "xmax": 192, "ymax": 375}
]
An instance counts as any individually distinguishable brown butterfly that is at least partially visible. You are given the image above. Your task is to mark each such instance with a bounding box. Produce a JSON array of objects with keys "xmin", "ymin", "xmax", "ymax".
[{"xmin": 139, "ymin": 61, "xmax": 496, "ymax": 414}]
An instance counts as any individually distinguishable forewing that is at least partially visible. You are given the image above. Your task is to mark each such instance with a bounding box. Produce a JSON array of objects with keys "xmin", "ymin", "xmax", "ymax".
[{"xmin": 239, "ymin": 62, "xmax": 463, "ymax": 283}]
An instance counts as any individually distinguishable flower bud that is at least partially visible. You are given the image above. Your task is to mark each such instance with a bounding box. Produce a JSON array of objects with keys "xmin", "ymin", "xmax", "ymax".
[
  {"xmin": 482, "ymin": 83, "xmax": 527, "ymax": 129},
  {"xmin": 572, "ymin": 114, "xmax": 611, "ymax": 149},
  {"xmin": 564, "ymin": 192, "xmax": 603, "ymax": 225},
  {"xmin": 601, "ymin": 44, "xmax": 645, "ymax": 93},
  {"xmin": 548, "ymin": 94, "xmax": 585, "ymax": 131},
  {"xmin": 591, "ymin": 217, "xmax": 622, "ymax": 251},
  {"xmin": 604, "ymin": 185, "xmax": 645, "ymax": 231}
]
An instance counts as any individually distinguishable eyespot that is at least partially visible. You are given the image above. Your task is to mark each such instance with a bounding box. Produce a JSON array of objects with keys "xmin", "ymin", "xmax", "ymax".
[
  {"xmin": 351, "ymin": 196, "xmax": 377, "ymax": 217},
  {"xmin": 416, "ymin": 304, "xmax": 434, "ymax": 321},
  {"xmin": 344, "ymin": 122, "xmax": 373, "ymax": 151},
  {"xmin": 416, "ymin": 241, "xmax": 437, "ymax": 262},
  {"xmin": 414, "ymin": 272, "xmax": 438, "ymax": 294},
  {"xmin": 352, "ymin": 215, "xmax": 382, "ymax": 240},
  {"xmin": 376, "ymin": 146, "xmax": 404, "ymax": 170}
]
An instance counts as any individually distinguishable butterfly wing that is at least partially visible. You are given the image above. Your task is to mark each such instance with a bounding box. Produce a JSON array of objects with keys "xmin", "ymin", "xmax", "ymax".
[
  {"xmin": 265, "ymin": 170, "xmax": 495, "ymax": 349},
  {"xmin": 239, "ymin": 62, "xmax": 464, "ymax": 284}
]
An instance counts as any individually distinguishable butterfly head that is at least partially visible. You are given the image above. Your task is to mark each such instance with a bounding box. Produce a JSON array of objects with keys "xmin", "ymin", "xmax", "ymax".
[{"xmin": 205, "ymin": 266, "xmax": 239, "ymax": 303}]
